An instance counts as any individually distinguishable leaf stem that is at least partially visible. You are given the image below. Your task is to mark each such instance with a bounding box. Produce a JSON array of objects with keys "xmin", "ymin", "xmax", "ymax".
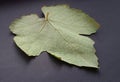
[{"xmin": 45, "ymin": 12, "xmax": 49, "ymax": 21}]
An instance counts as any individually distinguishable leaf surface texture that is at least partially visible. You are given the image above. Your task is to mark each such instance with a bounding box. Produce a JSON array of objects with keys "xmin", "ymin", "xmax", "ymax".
[{"xmin": 10, "ymin": 5, "xmax": 100, "ymax": 68}]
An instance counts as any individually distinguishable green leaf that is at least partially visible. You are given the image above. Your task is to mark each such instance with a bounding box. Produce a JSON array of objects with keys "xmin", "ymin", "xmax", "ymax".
[{"xmin": 10, "ymin": 5, "xmax": 100, "ymax": 68}]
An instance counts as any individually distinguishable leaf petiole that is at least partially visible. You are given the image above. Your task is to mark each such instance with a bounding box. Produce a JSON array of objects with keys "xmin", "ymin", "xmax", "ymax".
[{"xmin": 45, "ymin": 12, "xmax": 49, "ymax": 21}]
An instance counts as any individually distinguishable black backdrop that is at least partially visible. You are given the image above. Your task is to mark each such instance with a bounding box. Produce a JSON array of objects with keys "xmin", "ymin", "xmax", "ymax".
[{"xmin": 0, "ymin": 0, "xmax": 120, "ymax": 82}]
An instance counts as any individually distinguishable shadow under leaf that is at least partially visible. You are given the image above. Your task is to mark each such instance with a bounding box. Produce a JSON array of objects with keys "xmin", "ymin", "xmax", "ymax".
[
  {"xmin": 48, "ymin": 52, "xmax": 99, "ymax": 73},
  {"xmin": 13, "ymin": 43, "xmax": 35, "ymax": 64}
]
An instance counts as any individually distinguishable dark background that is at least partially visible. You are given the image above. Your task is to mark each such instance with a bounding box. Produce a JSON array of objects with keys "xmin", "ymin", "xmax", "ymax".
[{"xmin": 0, "ymin": 0, "xmax": 120, "ymax": 82}]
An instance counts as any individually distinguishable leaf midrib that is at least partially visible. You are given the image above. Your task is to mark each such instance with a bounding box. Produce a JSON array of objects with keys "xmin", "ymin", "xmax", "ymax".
[{"xmin": 41, "ymin": 19, "xmax": 96, "ymax": 66}]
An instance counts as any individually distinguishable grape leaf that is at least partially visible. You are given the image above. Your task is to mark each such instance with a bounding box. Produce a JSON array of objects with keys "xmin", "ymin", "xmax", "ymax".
[{"xmin": 10, "ymin": 5, "xmax": 100, "ymax": 68}]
